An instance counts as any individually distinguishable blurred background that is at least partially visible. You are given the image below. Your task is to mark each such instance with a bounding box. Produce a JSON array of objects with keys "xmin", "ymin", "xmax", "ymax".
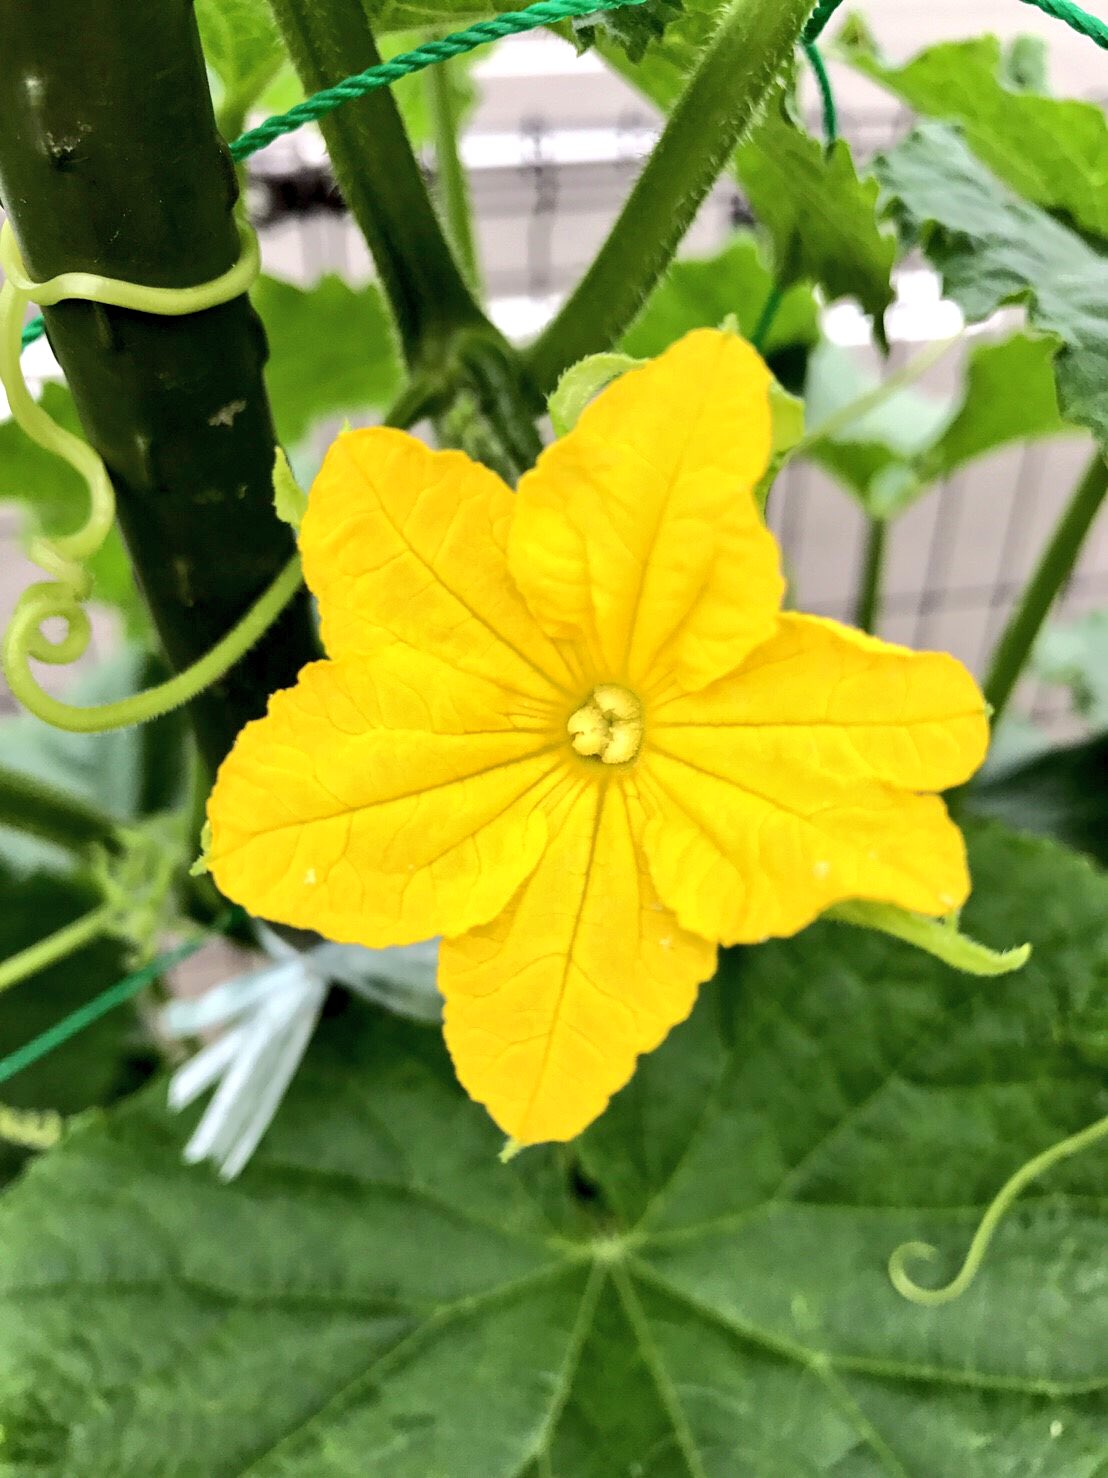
[{"xmin": 3, "ymin": 0, "xmax": 1107, "ymax": 744}]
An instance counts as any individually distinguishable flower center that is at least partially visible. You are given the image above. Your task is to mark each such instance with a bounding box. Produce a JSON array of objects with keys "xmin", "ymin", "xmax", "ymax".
[{"xmin": 567, "ymin": 684, "xmax": 644, "ymax": 765}]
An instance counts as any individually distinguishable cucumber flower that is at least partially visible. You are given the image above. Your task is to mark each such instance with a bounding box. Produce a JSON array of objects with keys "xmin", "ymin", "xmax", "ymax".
[{"xmin": 206, "ymin": 331, "xmax": 987, "ymax": 1147}]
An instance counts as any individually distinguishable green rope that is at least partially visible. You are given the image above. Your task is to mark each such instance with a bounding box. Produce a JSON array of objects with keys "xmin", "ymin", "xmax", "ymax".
[
  {"xmin": 1018, "ymin": 0, "xmax": 1108, "ymax": 48},
  {"xmin": 803, "ymin": 0, "xmax": 844, "ymax": 42},
  {"xmin": 751, "ymin": 283, "xmax": 784, "ymax": 352},
  {"xmin": 232, "ymin": 0, "xmax": 646, "ymax": 158},
  {"xmin": 0, "ymin": 912, "xmax": 240, "ymax": 1090},
  {"xmin": 802, "ymin": 39, "xmax": 838, "ymax": 144}
]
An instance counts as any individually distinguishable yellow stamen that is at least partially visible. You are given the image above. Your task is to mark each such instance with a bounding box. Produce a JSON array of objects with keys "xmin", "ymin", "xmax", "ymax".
[{"xmin": 567, "ymin": 684, "xmax": 644, "ymax": 765}]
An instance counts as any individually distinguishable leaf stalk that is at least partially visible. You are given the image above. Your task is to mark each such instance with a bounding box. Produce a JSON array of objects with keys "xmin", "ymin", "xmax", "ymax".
[
  {"xmin": 0, "ymin": 766, "xmax": 119, "ymax": 856},
  {"xmin": 527, "ymin": 0, "xmax": 815, "ymax": 391},
  {"xmin": 985, "ymin": 450, "xmax": 1108, "ymax": 726},
  {"xmin": 0, "ymin": 903, "xmax": 114, "ymax": 997}
]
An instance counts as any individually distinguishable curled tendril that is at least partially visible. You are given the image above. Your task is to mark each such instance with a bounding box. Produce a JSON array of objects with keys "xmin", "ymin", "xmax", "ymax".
[
  {"xmin": 890, "ymin": 1112, "xmax": 1108, "ymax": 1306},
  {"xmin": 0, "ymin": 218, "xmax": 303, "ymax": 734}
]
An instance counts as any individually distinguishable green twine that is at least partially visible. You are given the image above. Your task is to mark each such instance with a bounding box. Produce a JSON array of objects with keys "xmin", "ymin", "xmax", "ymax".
[
  {"xmin": 806, "ymin": 0, "xmax": 1108, "ymax": 48},
  {"xmin": 802, "ymin": 39, "xmax": 837, "ymax": 144},
  {"xmin": 1018, "ymin": 0, "xmax": 1108, "ymax": 48},
  {"xmin": 803, "ymin": 0, "xmax": 844, "ymax": 42},
  {"xmin": 0, "ymin": 912, "xmax": 239, "ymax": 1090},
  {"xmin": 232, "ymin": 0, "xmax": 646, "ymax": 158},
  {"xmin": 751, "ymin": 283, "xmax": 785, "ymax": 352}
]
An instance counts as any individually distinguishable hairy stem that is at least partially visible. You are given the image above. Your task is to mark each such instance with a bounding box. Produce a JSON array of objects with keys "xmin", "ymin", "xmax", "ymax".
[
  {"xmin": 267, "ymin": 0, "xmax": 541, "ymax": 471},
  {"xmin": 0, "ymin": 766, "xmax": 118, "ymax": 856},
  {"xmin": 0, "ymin": 903, "xmax": 114, "ymax": 997},
  {"xmin": 266, "ymin": 0, "xmax": 485, "ymax": 363},
  {"xmin": 0, "ymin": 0, "xmax": 317, "ymax": 774},
  {"xmin": 985, "ymin": 450, "xmax": 1108, "ymax": 727},
  {"xmin": 427, "ymin": 55, "xmax": 482, "ymax": 292},
  {"xmin": 527, "ymin": 0, "xmax": 813, "ymax": 391},
  {"xmin": 854, "ymin": 517, "xmax": 886, "ymax": 634}
]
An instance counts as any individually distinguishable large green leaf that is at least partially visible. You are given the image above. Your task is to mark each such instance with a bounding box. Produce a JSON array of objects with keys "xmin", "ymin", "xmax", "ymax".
[
  {"xmin": 839, "ymin": 26, "xmax": 1108, "ymax": 242},
  {"xmin": 803, "ymin": 340, "xmax": 949, "ymax": 516},
  {"xmin": 621, "ymin": 232, "xmax": 819, "ymax": 366},
  {"xmin": 1032, "ymin": 611, "xmax": 1108, "ymax": 729},
  {"xmin": 0, "ymin": 384, "xmax": 147, "ymax": 634},
  {"xmin": 918, "ymin": 331, "xmax": 1068, "ymax": 481},
  {"xmin": 0, "ymin": 865, "xmax": 151, "ymax": 1186},
  {"xmin": 1, "ymin": 822, "xmax": 1105, "ymax": 1472},
  {"xmin": 254, "ymin": 275, "xmax": 403, "ymax": 450},
  {"xmin": 966, "ymin": 740, "xmax": 1108, "ymax": 867},
  {"xmin": 195, "ymin": 0, "xmax": 289, "ymax": 126},
  {"xmin": 806, "ymin": 332, "xmax": 1070, "ymax": 517},
  {"xmin": 734, "ymin": 97, "xmax": 897, "ymax": 325},
  {"xmin": 593, "ymin": 0, "xmax": 733, "ymax": 113},
  {"xmin": 600, "ymin": 15, "xmax": 898, "ymax": 325},
  {"xmin": 876, "ymin": 123, "xmax": 1108, "ymax": 448}
]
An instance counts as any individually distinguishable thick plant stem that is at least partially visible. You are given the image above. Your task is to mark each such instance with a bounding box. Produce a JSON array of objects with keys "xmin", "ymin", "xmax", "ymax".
[
  {"xmin": 0, "ymin": 904, "xmax": 113, "ymax": 997},
  {"xmin": 0, "ymin": 766, "xmax": 118, "ymax": 856},
  {"xmin": 267, "ymin": 0, "xmax": 541, "ymax": 472},
  {"xmin": 427, "ymin": 56, "xmax": 482, "ymax": 292},
  {"xmin": 985, "ymin": 450, "xmax": 1108, "ymax": 727},
  {"xmin": 854, "ymin": 518, "xmax": 886, "ymax": 634},
  {"xmin": 0, "ymin": 0, "xmax": 317, "ymax": 775},
  {"xmin": 528, "ymin": 0, "xmax": 813, "ymax": 391},
  {"xmin": 267, "ymin": 0, "xmax": 485, "ymax": 363}
]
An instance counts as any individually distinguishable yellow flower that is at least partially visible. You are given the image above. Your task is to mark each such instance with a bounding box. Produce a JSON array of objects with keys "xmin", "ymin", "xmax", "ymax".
[{"xmin": 207, "ymin": 330, "xmax": 988, "ymax": 1146}]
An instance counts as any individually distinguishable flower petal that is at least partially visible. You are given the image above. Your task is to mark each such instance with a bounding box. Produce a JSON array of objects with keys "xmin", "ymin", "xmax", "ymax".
[
  {"xmin": 207, "ymin": 648, "xmax": 561, "ymax": 947},
  {"xmin": 639, "ymin": 747, "xmax": 970, "ymax": 946},
  {"xmin": 653, "ymin": 613, "xmax": 989, "ymax": 792},
  {"xmin": 510, "ymin": 330, "xmax": 783, "ymax": 690},
  {"xmin": 301, "ymin": 427, "xmax": 573, "ymax": 697},
  {"xmin": 440, "ymin": 779, "xmax": 716, "ymax": 1144}
]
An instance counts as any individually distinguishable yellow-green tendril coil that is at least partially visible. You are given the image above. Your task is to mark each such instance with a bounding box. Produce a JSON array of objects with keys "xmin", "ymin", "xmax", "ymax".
[
  {"xmin": 889, "ymin": 1111, "xmax": 1108, "ymax": 1306},
  {"xmin": 0, "ymin": 218, "xmax": 302, "ymax": 733}
]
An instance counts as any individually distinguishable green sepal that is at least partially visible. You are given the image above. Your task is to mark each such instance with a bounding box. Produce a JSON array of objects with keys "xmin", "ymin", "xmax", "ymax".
[
  {"xmin": 757, "ymin": 379, "xmax": 805, "ymax": 510},
  {"xmin": 828, "ymin": 899, "xmax": 1030, "ymax": 976},
  {"xmin": 189, "ymin": 819, "xmax": 213, "ymax": 880},
  {"xmin": 272, "ymin": 447, "xmax": 308, "ymax": 531},
  {"xmin": 548, "ymin": 352, "xmax": 644, "ymax": 437}
]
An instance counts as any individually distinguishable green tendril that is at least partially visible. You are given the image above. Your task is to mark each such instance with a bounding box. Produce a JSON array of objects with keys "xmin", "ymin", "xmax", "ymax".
[
  {"xmin": 802, "ymin": 39, "xmax": 838, "ymax": 144},
  {"xmin": 890, "ymin": 1113, "xmax": 1108, "ymax": 1306},
  {"xmin": 0, "ymin": 218, "xmax": 304, "ymax": 733},
  {"xmin": 0, "ymin": 903, "xmax": 115, "ymax": 997}
]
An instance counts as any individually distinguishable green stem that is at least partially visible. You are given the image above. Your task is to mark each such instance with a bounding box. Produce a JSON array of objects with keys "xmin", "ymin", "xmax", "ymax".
[
  {"xmin": 0, "ymin": 766, "xmax": 118, "ymax": 855},
  {"xmin": 796, "ymin": 335, "xmax": 960, "ymax": 455},
  {"xmin": 985, "ymin": 450, "xmax": 1108, "ymax": 727},
  {"xmin": 426, "ymin": 55, "xmax": 482, "ymax": 292},
  {"xmin": 854, "ymin": 517, "xmax": 886, "ymax": 634},
  {"xmin": 0, "ymin": 0, "xmax": 317, "ymax": 774},
  {"xmin": 267, "ymin": 0, "xmax": 541, "ymax": 471},
  {"xmin": 266, "ymin": 0, "xmax": 485, "ymax": 365},
  {"xmin": 527, "ymin": 0, "xmax": 813, "ymax": 391},
  {"xmin": 0, "ymin": 903, "xmax": 113, "ymax": 997}
]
